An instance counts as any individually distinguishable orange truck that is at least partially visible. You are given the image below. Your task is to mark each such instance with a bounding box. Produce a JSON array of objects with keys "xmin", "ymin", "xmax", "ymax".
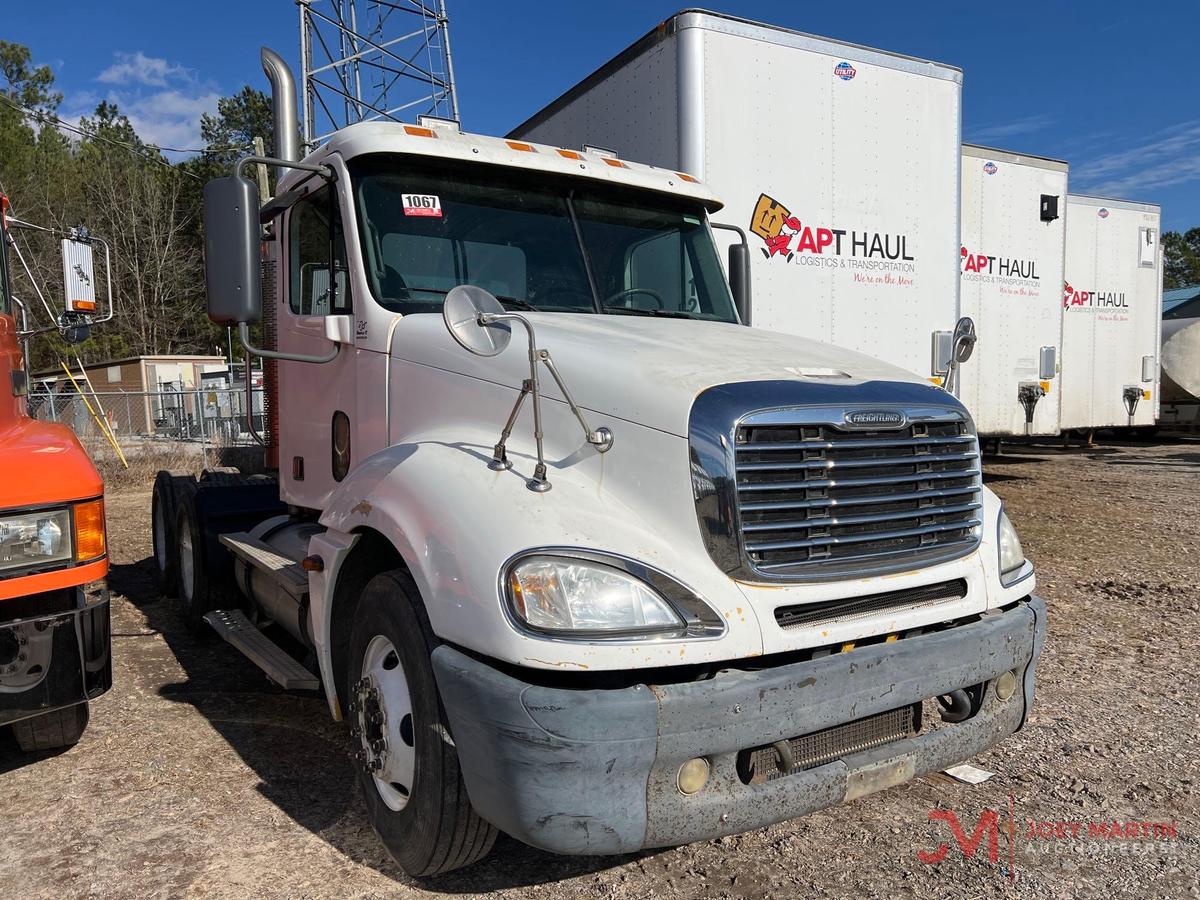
[{"xmin": 0, "ymin": 195, "xmax": 111, "ymax": 752}]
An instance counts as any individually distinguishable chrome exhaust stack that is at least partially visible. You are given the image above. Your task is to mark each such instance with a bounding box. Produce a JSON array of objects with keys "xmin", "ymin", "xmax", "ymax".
[{"xmin": 260, "ymin": 47, "xmax": 300, "ymax": 163}]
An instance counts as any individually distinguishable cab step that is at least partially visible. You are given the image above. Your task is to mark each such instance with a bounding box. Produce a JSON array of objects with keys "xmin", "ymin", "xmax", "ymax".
[
  {"xmin": 202, "ymin": 608, "xmax": 320, "ymax": 690},
  {"xmin": 219, "ymin": 531, "xmax": 309, "ymax": 599}
]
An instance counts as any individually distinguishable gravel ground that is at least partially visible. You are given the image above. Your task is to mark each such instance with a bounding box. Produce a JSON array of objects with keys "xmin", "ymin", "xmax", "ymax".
[{"xmin": 1, "ymin": 438, "xmax": 1197, "ymax": 899}]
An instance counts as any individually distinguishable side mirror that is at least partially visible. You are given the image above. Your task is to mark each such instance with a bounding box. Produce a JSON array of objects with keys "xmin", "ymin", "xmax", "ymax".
[
  {"xmin": 63, "ymin": 322, "xmax": 91, "ymax": 344},
  {"xmin": 204, "ymin": 175, "xmax": 262, "ymax": 325},
  {"xmin": 443, "ymin": 285, "xmax": 511, "ymax": 356},
  {"xmin": 952, "ymin": 316, "xmax": 977, "ymax": 363},
  {"xmin": 728, "ymin": 242, "xmax": 752, "ymax": 326}
]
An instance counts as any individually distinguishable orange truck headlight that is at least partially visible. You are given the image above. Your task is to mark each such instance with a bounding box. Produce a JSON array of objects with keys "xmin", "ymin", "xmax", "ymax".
[{"xmin": 73, "ymin": 498, "xmax": 107, "ymax": 563}]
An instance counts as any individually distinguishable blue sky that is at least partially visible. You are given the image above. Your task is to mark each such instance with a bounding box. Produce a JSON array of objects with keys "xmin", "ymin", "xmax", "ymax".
[{"xmin": 6, "ymin": 1, "xmax": 1199, "ymax": 229}]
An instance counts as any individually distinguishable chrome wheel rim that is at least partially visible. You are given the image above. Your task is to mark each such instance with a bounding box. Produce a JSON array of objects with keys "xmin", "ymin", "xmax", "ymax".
[{"xmin": 356, "ymin": 635, "xmax": 415, "ymax": 812}]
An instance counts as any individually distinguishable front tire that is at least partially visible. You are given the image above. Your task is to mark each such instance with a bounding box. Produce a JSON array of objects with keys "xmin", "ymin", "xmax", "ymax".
[
  {"xmin": 13, "ymin": 703, "xmax": 89, "ymax": 752},
  {"xmin": 346, "ymin": 569, "xmax": 496, "ymax": 876}
]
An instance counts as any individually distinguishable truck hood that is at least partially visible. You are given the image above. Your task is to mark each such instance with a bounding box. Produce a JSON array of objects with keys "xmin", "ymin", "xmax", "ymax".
[
  {"xmin": 0, "ymin": 418, "xmax": 104, "ymax": 509},
  {"xmin": 393, "ymin": 314, "xmax": 934, "ymax": 437}
]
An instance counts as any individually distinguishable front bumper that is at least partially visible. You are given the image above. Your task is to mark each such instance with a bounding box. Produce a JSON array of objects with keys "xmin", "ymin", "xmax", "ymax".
[
  {"xmin": 433, "ymin": 595, "xmax": 1046, "ymax": 855},
  {"xmin": 0, "ymin": 587, "xmax": 111, "ymax": 727}
]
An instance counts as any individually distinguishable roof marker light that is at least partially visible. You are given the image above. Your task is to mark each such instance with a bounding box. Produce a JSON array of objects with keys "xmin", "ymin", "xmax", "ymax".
[
  {"xmin": 603, "ymin": 158, "xmax": 627, "ymax": 169},
  {"xmin": 676, "ymin": 172, "xmax": 699, "ymax": 183},
  {"xmin": 557, "ymin": 149, "xmax": 582, "ymax": 160},
  {"xmin": 506, "ymin": 140, "xmax": 536, "ymax": 153},
  {"xmin": 404, "ymin": 125, "xmax": 436, "ymax": 138}
]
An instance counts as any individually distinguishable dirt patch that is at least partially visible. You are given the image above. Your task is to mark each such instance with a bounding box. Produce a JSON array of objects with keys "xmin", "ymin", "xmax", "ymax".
[{"xmin": 1, "ymin": 440, "xmax": 1196, "ymax": 898}]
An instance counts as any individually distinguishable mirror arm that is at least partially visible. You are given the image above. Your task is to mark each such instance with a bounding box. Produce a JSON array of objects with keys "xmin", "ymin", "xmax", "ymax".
[
  {"xmin": 711, "ymin": 221, "xmax": 752, "ymax": 326},
  {"xmin": 478, "ymin": 311, "xmax": 614, "ymax": 493},
  {"xmin": 237, "ymin": 321, "xmax": 340, "ymax": 365},
  {"xmin": 538, "ymin": 349, "xmax": 614, "ymax": 451}
]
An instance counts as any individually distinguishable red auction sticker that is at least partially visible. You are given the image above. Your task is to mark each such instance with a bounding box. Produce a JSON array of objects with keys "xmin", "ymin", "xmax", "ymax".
[{"xmin": 402, "ymin": 193, "xmax": 442, "ymax": 217}]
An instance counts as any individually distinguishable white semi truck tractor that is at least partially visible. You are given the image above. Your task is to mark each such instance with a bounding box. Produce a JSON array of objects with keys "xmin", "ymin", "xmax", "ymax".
[{"xmin": 152, "ymin": 47, "xmax": 1046, "ymax": 876}]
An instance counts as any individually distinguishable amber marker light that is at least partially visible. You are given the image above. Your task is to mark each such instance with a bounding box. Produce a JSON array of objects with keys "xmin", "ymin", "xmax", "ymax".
[{"xmin": 73, "ymin": 498, "xmax": 106, "ymax": 562}]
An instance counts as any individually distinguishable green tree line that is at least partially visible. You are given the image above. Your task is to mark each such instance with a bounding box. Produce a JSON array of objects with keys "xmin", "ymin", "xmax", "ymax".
[{"xmin": 0, "ymin": 41, "xmax": 272, "ymax": 371}]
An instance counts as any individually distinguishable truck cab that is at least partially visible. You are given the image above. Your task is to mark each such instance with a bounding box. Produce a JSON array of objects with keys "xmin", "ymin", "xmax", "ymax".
[
  {"xmin": 0, "ymin": 196, "xmax": 111, "ymax": 752},
  {"xmin": 163, "ymin": 49, "xmax": 1045, "ymax": 877}
]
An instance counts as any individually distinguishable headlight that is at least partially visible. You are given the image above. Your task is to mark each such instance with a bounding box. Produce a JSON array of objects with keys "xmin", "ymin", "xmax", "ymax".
[
  {"xmin": 997, "ymin": 509, "xmax": 1027, "ymax": 586},
  {"xmin": 508, "ymin": 555, "xmax": 682, "ymax": 635},
  {"xmin": 504, "ymin": 552, "xmax": 724, "ymax": 639},
  {"xmin": 0, "ymin": 507, "xmax": 73, "ymax": 574}
]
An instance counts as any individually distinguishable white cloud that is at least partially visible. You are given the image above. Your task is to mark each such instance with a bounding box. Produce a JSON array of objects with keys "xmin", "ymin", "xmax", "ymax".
[
  {"xmin": 1072, "ymin": 120, "xmax": 1200, "ymax": 199},
  {"xmin": 97, "ymin": 51, "xmax": 194, "ymax": 88},
  {"xmin": 967, "ymin": 114, "xmax": 1054, "ymax": 145},
  {"xmin": 120, "ymin": 89, "xmax": 222, "ymax": 152},
  {"xmin": 59, "ymin": 51, "xmax": 223, "ymax": 155}
]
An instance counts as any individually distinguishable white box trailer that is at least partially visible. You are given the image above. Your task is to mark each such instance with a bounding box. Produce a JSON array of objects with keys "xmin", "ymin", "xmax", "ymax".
[
  {"xmin": 1060, "ymin": 194, "xmax": 1162, "ymax": 431},
  {"xmin": 510, "ymin": 10, "xmax": 963, "ymax": 381},
  {"xmin": 958, "ymin": 145, "xmax": 1068, "ymax": 436}
]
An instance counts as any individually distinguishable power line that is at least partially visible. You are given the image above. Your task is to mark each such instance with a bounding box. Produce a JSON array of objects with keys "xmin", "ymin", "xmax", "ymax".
[{"xmin": 0, "ymin": 94, "xmax": 253, "ymax": 179}]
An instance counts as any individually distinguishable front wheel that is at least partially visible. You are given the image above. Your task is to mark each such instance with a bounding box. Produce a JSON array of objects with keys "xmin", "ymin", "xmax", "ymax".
[
  {"xmin": 346, "ymin": 570, "xmax": 497, "ymax": 876},
  {"xmin": 13, "ymin": 703, "xmax": 89, "ymax": 752}
]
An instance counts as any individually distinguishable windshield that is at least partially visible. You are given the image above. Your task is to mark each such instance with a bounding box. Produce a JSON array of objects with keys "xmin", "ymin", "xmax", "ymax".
[{"xmin": 349, "ymin": 156, "xmax": 737, "ymax": 322}]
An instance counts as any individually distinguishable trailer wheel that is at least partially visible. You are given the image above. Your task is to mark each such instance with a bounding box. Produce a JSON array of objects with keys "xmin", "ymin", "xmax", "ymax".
[
  {"xmin": 347, "ymin": 569, "xmax": 497, "ymax": 876},
  {"xmin": 175, "ymin": 494, "xmax": 227, "ymax": 635},
  {"xmin": 151, "ymin": 470, "xmax": 196, "ymax": 596},
  {"xmin": 12, "ymin": 703, "xmax": 89, "ymax": 752}
]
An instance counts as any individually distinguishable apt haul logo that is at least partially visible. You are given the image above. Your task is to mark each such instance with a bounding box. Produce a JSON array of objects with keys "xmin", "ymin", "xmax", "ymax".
[
  {"xmin": 834, "ymin": 61, "xmax": 857, "ymax": 80},
  {"xmin": 960, "ymin": 246, "xmax": 1039, "ymax": 280},
  {"xmin": 1063, "ymin": 281, "xmax": 1128, "ymax": 309},
  {"xmin": 749, "ymin": 193, "xmax": 915, "ymax": 280},
  {"xmin": 983, "ymin": 161, "xmax": 998, "ymax": 175},
  {"xmin": 1098, "ymin": 208, "xmax": 1110, "ymax": 219}
]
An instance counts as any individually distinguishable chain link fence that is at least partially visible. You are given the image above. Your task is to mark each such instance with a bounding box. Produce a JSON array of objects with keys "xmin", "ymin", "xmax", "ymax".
[{"xmin": 27, "ymin": 385, "xmax": 267, "ymax": 446}]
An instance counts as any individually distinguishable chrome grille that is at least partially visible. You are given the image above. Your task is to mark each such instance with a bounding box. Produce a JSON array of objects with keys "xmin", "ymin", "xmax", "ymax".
[{"xmin": 735, "ymin": 414, "xmax": 981, "ymax": 577}]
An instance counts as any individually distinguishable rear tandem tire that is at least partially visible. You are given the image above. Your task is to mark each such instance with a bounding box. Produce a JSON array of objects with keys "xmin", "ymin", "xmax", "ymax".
[
  {"xmin": 151, "ymin": 470, "xmax": 196, "ymax": 597},
  {"xmin": 346, "ymin": 569, "xmax": 497, "ymax": 876},
  {"xmin": 13, "ymin": 703, "xmax": 89, "ymax": 753},
  {"xmin": 175, "ymin": 493, "xmax": 228, "ymax": 635}
]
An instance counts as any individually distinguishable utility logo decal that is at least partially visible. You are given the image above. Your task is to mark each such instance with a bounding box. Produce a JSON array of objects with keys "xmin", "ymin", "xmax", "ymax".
[
  {"xmin": 983, "ymin": 161, "xmax": 998, "ymax": 175},
  {"xmin": 834, "ymin": 61, "xmax": 857, "ymax": 81},
  {"xmin": 402, "ymin": 193, "xmax": 442, "ymax": 217},
  {"xmin": 748, "ymin": 192, "xmax": 916, "ymax": 285},
  {"xmin": 1063, "ymin": 280, "xmax": 1129, "ymax": 318},
  {"xmin": 960, "ymin": 245, "xmax": 1039, "ymax": 296},
  {"xmin": 1098, "ymin": 208, "xmax": 1110, "ymax": 219}
]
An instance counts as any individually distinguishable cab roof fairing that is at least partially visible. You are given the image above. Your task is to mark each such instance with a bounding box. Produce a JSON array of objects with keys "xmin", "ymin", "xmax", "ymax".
[{"xmin": 275, "ymin": 121, "xmax": 725, "ymax": 212}]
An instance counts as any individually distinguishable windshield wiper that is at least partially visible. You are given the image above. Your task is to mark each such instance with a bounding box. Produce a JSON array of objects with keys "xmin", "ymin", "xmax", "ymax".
[
  {"xmin": 409, "ymin": 286, "xmax": 535, "ymax": 311},
  {"xmin": 601, "ymin": 306, "xmax": 698, "ymax": 319},
  {"xmin": 495, "ymin": 295, "xmax": 536, "ymax": 311}
]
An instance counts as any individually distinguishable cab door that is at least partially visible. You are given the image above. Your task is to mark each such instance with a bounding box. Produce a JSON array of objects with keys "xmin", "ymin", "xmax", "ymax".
[{"xmin": 276, "ymin": 181, "xmax": 357, "ymax": 509}]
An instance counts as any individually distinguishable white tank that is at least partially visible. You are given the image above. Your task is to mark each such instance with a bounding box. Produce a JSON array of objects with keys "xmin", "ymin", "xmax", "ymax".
[{"xmin": 1161, "ymin": 313, "xmax": 1200, "ymax": 402}]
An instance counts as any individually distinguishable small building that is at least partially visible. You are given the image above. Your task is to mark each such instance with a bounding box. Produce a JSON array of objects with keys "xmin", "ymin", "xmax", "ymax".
[{"xmin": 32, "ymin": 354, "xmax": 230, "ymax": 437}]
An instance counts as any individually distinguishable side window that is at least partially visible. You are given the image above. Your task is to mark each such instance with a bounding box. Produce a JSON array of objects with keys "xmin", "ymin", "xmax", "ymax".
[
  {"xmin": 627, "ymin": 231, "xmax": 699, "ymax": 312},
  {"xmin": 289, "ymin": 184, "xmax": 352, "ymax": 315}
]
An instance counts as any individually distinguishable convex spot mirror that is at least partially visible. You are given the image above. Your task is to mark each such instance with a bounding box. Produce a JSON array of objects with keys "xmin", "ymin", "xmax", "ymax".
[
  {"xmin": 952, "ymin": 316, "xmax": 977, "ymax": 363},
  {"xmin": 443, "ymin": 285, "xmax": 511, "ymax": 357}
]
